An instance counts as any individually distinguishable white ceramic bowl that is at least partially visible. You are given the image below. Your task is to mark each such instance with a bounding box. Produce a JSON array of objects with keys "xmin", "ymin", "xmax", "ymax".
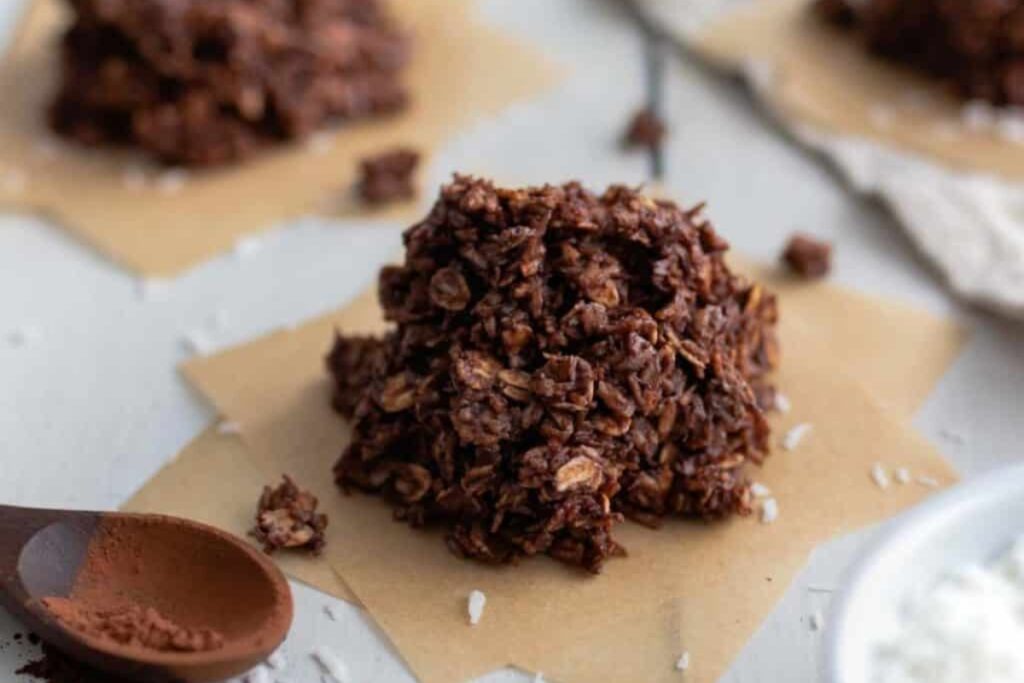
[{"xmin": 826, "ymin": 462, "xmax": 1024, "ymax": 683}]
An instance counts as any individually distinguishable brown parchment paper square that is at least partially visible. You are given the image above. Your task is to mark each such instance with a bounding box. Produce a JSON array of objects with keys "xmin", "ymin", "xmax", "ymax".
[
  {"xmin": 151, "ymin": 268, "xmax": 962, "ymax": 683},
  {"xmin": 0, "ymin": 0, "xmax": 557, "ymax": 276},
  {"xmin": 693, "ymin": 0, "xmax": 1024, "ymax": 181}
]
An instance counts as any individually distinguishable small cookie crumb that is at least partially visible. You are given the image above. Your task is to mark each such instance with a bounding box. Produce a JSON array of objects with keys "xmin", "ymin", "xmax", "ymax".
[
  {"xmin": 782, "ymin": 233, "xmax": 832, "ymax": 279},
  {"xmin": 871, "ymin": 463, "xmax": 890, "ymax": 490},
  {"xmin": 782, "ymin": 423, "xmax": 813, "ymax": 451},
  {"xmin": 622, "ymin": 108, "xmax": 666, "ymax": 149},
  {"xmin": 252, "ymin": 475, "xmax": 328, "ymax": 555},
  {"xmin": 467, "ymin": 589, "xmax": 486, "ymax": 626},
  {"xmin": 357, "ymin": 148, "xmax": 420, "ymax": 205}
]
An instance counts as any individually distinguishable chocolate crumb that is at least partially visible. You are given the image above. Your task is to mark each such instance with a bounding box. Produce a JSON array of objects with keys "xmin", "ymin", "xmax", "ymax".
[
  {"xmin": 622, "ymin": 108, "xmax": 666, "ymax": 149},
  {"xmin": 27, "ymin": 633, "xmax": 40, "ymax": 645},
  {"xmin": 327, "ymin": 175, "xmax": 779, "ymax": 573},
  {"xmin": 18, "ymin": 643, "xmax": 133, "ymax": 683},
  {"xmin": 782, "ymin": 233, "xmax": 832, "ymax": 279},
  {"xmin": 357, "ymin": 148, "xmax": 421, "ymax": 205},
  {"xmin": 49, "ymin": 0, "xmax": 411, "ymax": 167},
  {"xmin": 252, "ymin": 474, "xmax": 328, "ymax": 555}
]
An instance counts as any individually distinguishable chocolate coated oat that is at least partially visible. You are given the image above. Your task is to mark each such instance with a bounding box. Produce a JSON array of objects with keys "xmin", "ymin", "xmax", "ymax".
[
  {"xmin": 817, "ymin": 0, "xmax": 1024, "ymax": 106},
  {"xmin": 328, "ymin": 176, "xmax": 779, "ymax": 572},
  {"xmin": 51, "ymin": 0, "xmax": 411, "ymax": 166}
]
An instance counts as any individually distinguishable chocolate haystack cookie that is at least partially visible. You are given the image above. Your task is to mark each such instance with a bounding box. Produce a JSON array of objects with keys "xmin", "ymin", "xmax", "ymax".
[
  {"xmin": 51, "ymin": 0, "xmax": 411, "ymax": 166},
  {"xmin": 782, "ymin": 233, "xmax": 832, "ymax": 279},
  {"xmin": 816, "ymin": 0, "xmax": 1024, "ymax": 106},
  {"xmin": 327, "ymin": 176, "xmax": 779, "ymax": 572},
  {"xmin": 357, "ymin": 147, "xmax": 420, "ymax": 205},
  {"xmin": 252, "ymin": 475, "xmax": 328, "ymax": 555}
]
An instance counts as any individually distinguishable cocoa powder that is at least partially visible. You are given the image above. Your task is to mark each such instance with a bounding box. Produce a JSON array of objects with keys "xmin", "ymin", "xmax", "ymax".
[{"xmin": 40, "ymin": 598, "xmax": 224, "ymax": 653}]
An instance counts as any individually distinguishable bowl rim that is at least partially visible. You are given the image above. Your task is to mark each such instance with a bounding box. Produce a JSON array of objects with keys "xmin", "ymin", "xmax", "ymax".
[{"xmin": 825, "ymin": 461, "xmax": 1024, "ymax": 683}]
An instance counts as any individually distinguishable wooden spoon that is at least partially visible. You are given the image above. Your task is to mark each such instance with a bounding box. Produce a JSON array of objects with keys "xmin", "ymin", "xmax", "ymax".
[{"xmin": 0, "ymin": 505, "xmax": 293, "ymax": 682}]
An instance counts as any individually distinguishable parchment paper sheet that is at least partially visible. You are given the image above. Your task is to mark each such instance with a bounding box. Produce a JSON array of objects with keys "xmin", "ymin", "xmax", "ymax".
[
  {"xmin": 635, "ymin": 0, "xmax": 1024, "ymax": 316},
  {"xmin": 126, "ymin": 265, "xmax": 964, "ymax": 683},
  {"xmin": 0, "ymin": 0, "xmax": 556, "ymax": 276}
]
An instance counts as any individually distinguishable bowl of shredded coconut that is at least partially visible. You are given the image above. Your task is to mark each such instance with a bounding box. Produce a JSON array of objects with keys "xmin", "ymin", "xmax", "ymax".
[{"xmin": 827, "ymin": 462, "xmax": 1024, "ymax": 683}]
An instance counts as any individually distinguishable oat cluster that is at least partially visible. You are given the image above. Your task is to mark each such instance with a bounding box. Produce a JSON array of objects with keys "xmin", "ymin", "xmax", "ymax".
[
  {"xmin": 328, "ymin": 176, "xmax": 779, "ymax": 571},
  {"xmin": 52, "ymin": 0, "xmax": 410, "ymax": 166},
  {"xmin": 818, "ymin": 0, "xmax": 1024, "ymax": 106}
]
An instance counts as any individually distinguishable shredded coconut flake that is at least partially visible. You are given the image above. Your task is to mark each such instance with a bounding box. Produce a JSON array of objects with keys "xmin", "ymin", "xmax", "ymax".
[
  {"xmin": 265, "ymin": 650, "xmax": 287, "ymax": 671},
  {"xmin": 156, "ymin": 169, "xmax": 189, "ymax": 195},
  {"xmin": 217, "ymin": 420, "xmax": 242, "ymax": 436},
  {"xmin": 810, "ymin": 610, "xmax": 824, "ymax": 632},
  {"xmin": 917, "ymin": 475, "xmax": 941, "ymax": 488},
  {"xmin": 774, "ymin": 392, "xmax": 791, "ymax": 413},
  {"xmin": 306, "ymin": 132, "xmax": 335, "ymax": 156},
  {"xmin": 181, "ymin": 330, "xmax": 211, "ymax": 355},
  {"xmin": 468, "ymin": 589, "xmax": 486, "ymax": 626},
  {"xmin": 311, "ymin": 647, "xmax": 350, "ymax": 683},
  {"xmin": 872, "ymin": 535, "xmax": 1024, "ymax": 682},
  {"xmin": 750, "ymin": 482, "xmax": 772, "ymax": 498},
  {"xmin": 245, "ymin": 666, "xmax": 272, "ymax": 683},
  {"xmin": 760, "ymin": 498, "xmax": 779, "ymax": 524},
  {"xmin": 871, "ymin": 463, "xmax": 890, "ymax": 490},
  {"xmin": 136, "ymin": 277, "xmax": 170, "ymax": 301},
  {"xmin": 675, "ymin": 651, "xmax": 690, "ymax": 672},
  {"xmin": 895, "ymin": 467, "xmax": 912, "ymax": 485},
  {"xmin": 234, "ymin": 236, "xmax": 264, "ymax": 259},
  {"xmin": 807, "ymin": 585, "xmax": 835, "ymax": 594},
  {"xmin": 782, "ymin": 423, "xmax": 812, "ymax": 451}
]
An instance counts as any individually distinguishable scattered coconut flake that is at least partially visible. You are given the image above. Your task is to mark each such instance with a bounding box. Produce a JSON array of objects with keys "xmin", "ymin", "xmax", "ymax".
[
  {"xmin": 773, "ymin": 392, "xmax": 791, "ymax": 414},
  {"xmin": 750, "ymin": 482, "xmax": 771, "ymax": 498},
  {"xmin": 741, "ymin": 57, "xmax": 776, "ymax": 92},
  {"xmin": 870, "ymin": 463, "xmax": 890, "ymax": 490},
  {"xmin": 1, "ymin": 168, "xmax": 27, "ymax": 195},
  {"xmin": 782, "ymin": 423, "xmax": 812, "ymax": 451},
  {"xmin": 233, "ymin": 236, "xmax": 264, "ymax": 259},
  {"xmin": 181, "ymin": 330, "xmax": 211, "ymax": 355},
  {"xmin": 217, "ymin": 420, "xmax": 242, "ymax": 436},
  {"xmin": 323, "ymin": 604, "xmax": 338, "ymax": 621},
  {"xmin": 6, "ymin": 325, "xmax": 42, "ymax": 348},
  {"xmin": 265, "ymin": 650, "xmax": 287, "ymax": 671},
  {"xmin": 997, "ymin": 114, "xmax": 1024, "ymax": 144},
  {"xmin": 760, "ymin": 498, "xmax": 779, "ymax": 524},
  {"xmin": 121, "ymin": 166, "xmax": 149, "ymax": 191},
  {"xmin": 962, "ymin": 100, "xmax": 996, "ymax": 131},
  {"xmin": 809, "ymin": 610, "xmax": 824, "ymax": 632},
  {"xmin": 807, "ymin": 585, "xmax": 835, "ymax": 594},
  {"xmin": 136, "ymin": 277, "xmax": 171, "ymax": 301},
  {"xmin": 306, "ymin": 132, "xmax": 335, "ymax": 156},
  {"xmin": 467, "ymin": 589, "xmax": 486, "ymax": 626},
  {"xmin": 156, "ymin": 168, "xmax": 189, "ymax": 195},
  {"xmin": 895, "ymin": 467, "xmax": 911, "ymax": 485},
  {"xmin": 675, "ymin": 651, "xmax": 690, "ymax": 672},
  {"xmin": 311, "ymin": 648, "xmax": 350, "ymax": 683},
  {"xmin": 917, "ymin": 475, "xmax": 940, "ymax": 489},
  {"xmin": 245, "ymin": 666, "xmax": 272, "ymax": 683},
  {"xmin": 868, "ymin": 105, "xmax": 894, "ymax": 130}
]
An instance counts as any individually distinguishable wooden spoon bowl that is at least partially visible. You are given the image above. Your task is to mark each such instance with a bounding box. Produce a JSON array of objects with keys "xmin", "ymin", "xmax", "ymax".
[{"xmin": 0, "ymin": 505, "xmax": 293, "ymax": 682}]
